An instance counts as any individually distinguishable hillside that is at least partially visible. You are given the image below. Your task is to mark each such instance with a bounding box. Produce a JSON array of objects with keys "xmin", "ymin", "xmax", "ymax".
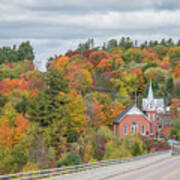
[{"xmin": 0, "ymin": 38, "xmax": 179, "ymax": 174}]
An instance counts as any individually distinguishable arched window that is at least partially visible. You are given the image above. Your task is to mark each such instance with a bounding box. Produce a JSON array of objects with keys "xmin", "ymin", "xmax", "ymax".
[
  {"xmin": 150, "ymin": 125, "xmax": 153, "ymax": 135},
  {"xmin": 141, "ymin": 125, "xmax": 145, "ymax": 135},
  {"xmin": 124, "ymin": 125, "xmax": 128, "ymax": 134},
  {"xmin": 131, "ymin": 122, "xmax": 137, "ymax": 132}
]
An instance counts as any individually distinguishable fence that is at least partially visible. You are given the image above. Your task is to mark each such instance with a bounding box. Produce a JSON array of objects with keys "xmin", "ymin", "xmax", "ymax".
[{"xmin": 0, "ymin": 150, "xmax": 170, "ymax": 180}]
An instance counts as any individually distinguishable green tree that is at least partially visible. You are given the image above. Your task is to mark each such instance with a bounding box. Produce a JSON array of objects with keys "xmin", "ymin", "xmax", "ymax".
[
  {"xmin": 119, "ymin": 37, "xmax": 134, "ymax": 50},
  {"xmin": 15, "ymin": 96, "xmax": 29, "ymax": 115},
  {"xmin": 18, "ymin": 41, "xmax": 34, "ymax": 61},
  {"xmin": 174, "ymin": 80, "xmax": 180, "ymax": 98},
  {"xmin": 171, "ymin": 115, "xmax": 180, "ymax": 140},
  {"xmin": 0, "ymin": 144, "xmax": 27, "ymax": 174},
  {"xmin": 107, "ymin": 39, "xmax": 118, "ymax": 51},
  {"xmin": 169, "ymin": 47, "xmax": 180, "ymax": 68},
  {"xmin": 56, "ymin": 152, "xmax": 82, "ymax": 167},
  {"xmin": 45, "ymin": 67, "xmax": 69, "ymax": 96},
  {"xmin": 0, "ymin": 94, "xmax": 8, "ymax": 109},
  {"xmin": 28, "ymin": 68, "xmax": 69, "ymax": 148}
]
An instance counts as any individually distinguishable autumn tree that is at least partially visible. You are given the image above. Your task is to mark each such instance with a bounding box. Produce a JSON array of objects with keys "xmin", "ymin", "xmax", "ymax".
[
  {"xmin": 169, "ymin": 47, "xmax": 180, "ymax": 68},
  {"xmin": 174, "ymin": 63, "xmax": 180, "ymax": 79},
  {"xmin": 67, "ymin": 68, "xmax": 92, "ymax": 95},
  {"xmin": 59, "ymin": 90, "xmax": 88, "ymax": 142},
  {"xmin": 50, "ymin": 56, "xmax": 70, "ymax": 71},
  {"xmin": 89, "ymin": 51, "xmax": 109, "ymax": 67}
]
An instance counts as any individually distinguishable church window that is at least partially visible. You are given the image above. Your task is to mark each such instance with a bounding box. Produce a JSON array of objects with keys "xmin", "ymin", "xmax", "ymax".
[
  {"xmin": 150, "ymin": 125, "xmax": 153, "ymax": 135},
  {"xmin": 124, "ymin": 125, "xmax": 128, "ymax": 134},
  {"xmin": 141, "ymin": 125, "xmax": 145, "ymax": 135},
  {"xmin": 131, "ymin": 122, "xmax": 138, "ymax": 132}
]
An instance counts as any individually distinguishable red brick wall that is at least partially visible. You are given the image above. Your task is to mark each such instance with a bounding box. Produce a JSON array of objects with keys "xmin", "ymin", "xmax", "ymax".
[
  {"xmin": 145, "ymin": 111, "xmax": 158, "ymax": 138},
  {"xmin": 114, "ymin": 114, "xmax": 157, "ymax": 138}
]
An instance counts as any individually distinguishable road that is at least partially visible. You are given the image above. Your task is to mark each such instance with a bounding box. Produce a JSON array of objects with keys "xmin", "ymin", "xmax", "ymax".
[
  {"xmin": 107, "ymin": 155, "xmax": 180, "ymax": 180},
  {"xmin": 46, "ymin": 152, "xmax": 177, "ymax": 180}
]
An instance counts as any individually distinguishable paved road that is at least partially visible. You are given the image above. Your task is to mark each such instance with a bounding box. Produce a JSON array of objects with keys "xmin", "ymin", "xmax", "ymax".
[
  {"xmin": 46, "ymin": 152, "xmax": 174, "ymax": 180},
  {"xmin": 107, "ymin": 155, "xmax": 180, "ymax": 180}
]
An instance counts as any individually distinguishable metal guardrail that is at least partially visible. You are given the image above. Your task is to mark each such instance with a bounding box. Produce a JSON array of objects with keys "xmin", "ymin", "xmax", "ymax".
[
  {"xmin": 0, "ymin": 150, "xmax": 170, "ymax": 180},
  {"xmin": 171, "ymin": 144, "xmax": 180, "ymax": 156}
]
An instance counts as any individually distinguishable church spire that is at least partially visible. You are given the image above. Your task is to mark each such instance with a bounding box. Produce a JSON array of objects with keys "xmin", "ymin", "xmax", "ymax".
[{"xmin": 147, "ymin": 80, "xmax": 154, "ymax": 100}]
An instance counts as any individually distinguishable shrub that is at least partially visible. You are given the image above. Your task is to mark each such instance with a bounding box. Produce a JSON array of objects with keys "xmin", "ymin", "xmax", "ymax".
[
  {"xmin": 22, "ymin": 162, "xmax": 40, "ymax": 172},
  {"xmin": 122, "ymin": 133, "xmax": 147, "ymax": 156},
  {"xmin": 103, "ymin": 140, "xmax": 131, "ymax": 160},
  {"xmin": 56, "ymin": 152, "xmax": 82, "ymax": 167}
]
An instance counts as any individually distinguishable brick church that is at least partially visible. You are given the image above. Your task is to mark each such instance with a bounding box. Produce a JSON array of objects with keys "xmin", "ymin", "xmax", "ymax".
[{"xmin": 113, "ymin": 81, "xmax": 165, "ymax": 138}]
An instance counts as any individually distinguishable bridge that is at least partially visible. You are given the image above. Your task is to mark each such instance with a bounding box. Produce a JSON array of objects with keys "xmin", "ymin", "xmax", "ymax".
[{"xmin": 0, "ymin": 148, "xmax": 180, "ymax": 180}]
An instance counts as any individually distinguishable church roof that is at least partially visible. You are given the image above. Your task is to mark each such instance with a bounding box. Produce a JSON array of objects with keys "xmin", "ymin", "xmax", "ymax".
[
  {"xmin": 113, "ymin": 106, "xmax": 133, "ymax": 123},
  {"xmin": 113, "ymin": 105, "xmax": 148, "ymax": 124}
]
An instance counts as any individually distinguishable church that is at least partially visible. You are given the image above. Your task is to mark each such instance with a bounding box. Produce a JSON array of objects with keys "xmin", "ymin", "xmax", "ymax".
[{"xmin": 113, "ymin": 81, "xmax": 165, "ymax": 138}]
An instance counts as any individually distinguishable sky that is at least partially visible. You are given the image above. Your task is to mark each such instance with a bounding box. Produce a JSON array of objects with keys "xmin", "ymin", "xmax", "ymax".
[{"xmin": 1, "ymin": 0, "xmax": 180, "ymax": 71}]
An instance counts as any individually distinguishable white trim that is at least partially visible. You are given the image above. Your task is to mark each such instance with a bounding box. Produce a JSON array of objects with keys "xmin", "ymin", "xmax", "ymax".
[
  {"xmin": 127, "ymin": 106, "xmax": 144, "ymax": 115},
  {"xmin": 131, "ymin": 122, "xmax": 138, "ymax": 132},
  {"xmin": 115, "ymin": 105, "xmax": 151, "ymax": 123}
]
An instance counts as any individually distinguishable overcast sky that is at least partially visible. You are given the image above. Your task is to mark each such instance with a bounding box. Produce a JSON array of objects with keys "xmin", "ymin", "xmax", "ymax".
[{"xmin": 1, "ymin": 0, "xmax": 180, "ymax": 71}]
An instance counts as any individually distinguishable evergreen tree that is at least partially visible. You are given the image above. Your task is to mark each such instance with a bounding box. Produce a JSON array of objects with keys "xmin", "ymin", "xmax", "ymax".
[
  {"xmin": 18, "ymin": 41, "xmax": 34, "ymax": 61},
  {"xmin": 15, "ymin": 96, "xmax": 29, "ymax": 115},
  {"xmin": 45, "ymin": 67, "xmax": 69, "ymax": 96},
  {"xmin": 28, "ymin": 68, "xmax": 69, "ymax": 127}
]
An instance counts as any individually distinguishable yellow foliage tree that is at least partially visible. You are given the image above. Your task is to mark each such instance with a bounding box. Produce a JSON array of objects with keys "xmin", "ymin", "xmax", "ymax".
[
  {"xmin": 67, "ymin": 69, "xmax": 93, "ymax": 95},
  {"xmin": 51, "ymin": 56, "xmax": 70, "ymax": 71},
  {"xmin": 103, "ymin": 140, "xmax": 131, "ymax": 160},
  {"xmin": 59, "ymin": 90, "xmax": 88, "ymax": 141},
  {"xmin": 0, "ymin": 102, "xmax": 18, "ymax": 127}
]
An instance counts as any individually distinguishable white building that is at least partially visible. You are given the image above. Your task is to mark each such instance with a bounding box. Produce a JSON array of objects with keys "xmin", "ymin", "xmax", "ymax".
[{"xmin": 142, "ymin": 81, "xmax": 165, "ymax": 114}]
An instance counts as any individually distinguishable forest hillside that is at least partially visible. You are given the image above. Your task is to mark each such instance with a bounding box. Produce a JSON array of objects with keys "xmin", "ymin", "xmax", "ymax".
[{"xmin": 0, "ymin": 38, "xmax": 179, "ymax": 174}]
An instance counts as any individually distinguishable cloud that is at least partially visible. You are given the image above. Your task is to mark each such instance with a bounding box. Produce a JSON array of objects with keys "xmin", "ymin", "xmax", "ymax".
[{"xmin": 1, "ymin": 0, "xmax": 180, "ymax": 71}]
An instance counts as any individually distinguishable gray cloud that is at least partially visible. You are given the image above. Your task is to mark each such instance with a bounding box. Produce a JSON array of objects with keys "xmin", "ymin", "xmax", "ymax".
[{"xmin": 1, "ymin": 0, "xmax": 180, "ymax": 71}]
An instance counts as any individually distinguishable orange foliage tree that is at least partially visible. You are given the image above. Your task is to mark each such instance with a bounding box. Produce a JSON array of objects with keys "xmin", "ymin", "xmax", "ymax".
[
  {"xmin": 0, "ymin": 124, "xmax": 14, "ymax": 148},
  {"xmin": 14, "ymin": 114, "xmax": 29, "ymax": 144},
  {"xmin": 66, "ymin": 68, "xmax": 92, "ymax": 95},
  {"xmin": 51, "ymin": 56, "xmax": 70, "ymax": 71},
  {"xmin": 174, "ymin": 63, "xmax": 180, "ymax": 79}
]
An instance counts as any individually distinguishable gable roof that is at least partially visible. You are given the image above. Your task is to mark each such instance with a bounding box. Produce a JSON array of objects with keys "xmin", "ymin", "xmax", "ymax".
[
  {"xmin": 112, "ymin": 106, "xmax": 133, "ymax": 123},
  {"xmin": 112, "ymin": 105, "xmax": 149, "ymax": 124}
]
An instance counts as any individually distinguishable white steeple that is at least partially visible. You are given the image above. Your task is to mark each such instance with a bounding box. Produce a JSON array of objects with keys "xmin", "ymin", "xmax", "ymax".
[
  {"xmin": 147, "ymin": 80, "xmax": 154, "ymax": 101},
  {"xmin": 142, "ymin": 80, "xmax": 165, "ymax": 113}
]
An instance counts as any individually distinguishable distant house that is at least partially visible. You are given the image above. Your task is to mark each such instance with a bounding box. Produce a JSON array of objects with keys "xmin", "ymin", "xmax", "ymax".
[{"xmin": 113, "ymin": 81, "xmax": 161, "ymax": 138}]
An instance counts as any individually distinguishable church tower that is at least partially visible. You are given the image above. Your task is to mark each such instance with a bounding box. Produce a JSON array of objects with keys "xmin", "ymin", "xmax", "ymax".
[{"xmin": 142, "ymin": 80, "xmax": 158, "ymax": 137}]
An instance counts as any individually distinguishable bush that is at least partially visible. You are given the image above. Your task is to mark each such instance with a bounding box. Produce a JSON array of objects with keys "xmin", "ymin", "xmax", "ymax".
[
  {"xmin": 122, "ymin": 133, "xmax": 147, "ymax": 156},
  {"xmin": 22, "ymin": 162, "xmax": 40, "ymax": 172},
  {"xmin": 103, "ymin": 140, "xmax": 131, "ymax": 160},
  {"xmin": 142, "ymin": 137, "xmax": 170, "ymax": 151},
  {"xmin": 56, "ymin": 152, "xmax": 82, "ymax": 167}
]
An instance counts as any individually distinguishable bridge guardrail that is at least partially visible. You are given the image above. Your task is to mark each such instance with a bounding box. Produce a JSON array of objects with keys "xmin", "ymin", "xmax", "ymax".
[
  {"xmin": 0, "ymin": 150, "xmax": 170, "ymax": 180},
  {"xmin": 171, "ymin": 143, "xmax": 180, "ymax": 156}
]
